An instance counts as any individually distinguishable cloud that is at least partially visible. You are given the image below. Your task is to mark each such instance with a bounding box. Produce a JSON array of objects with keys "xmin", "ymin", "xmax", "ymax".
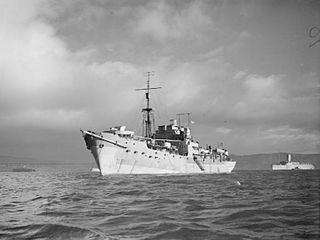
[
  {"xmin": 153, "ymin": 57, "xmax": 233, "ymax": 113},
  {"xmin": 153, "ymin": 58, "xmax": 313, "ymax": 133},
  {"xmin": 263, "ymin": 126, "xmax": 320, "ymax": 153},
  {"xmin": 244, "ymin": 74, "xmax": 284, "ymax": 105},
  {"xmin": 0, "ymin": 0, "xmax": 319, "ymax": 157},
  {"xmin": 161, "ymin": 66, "xmax": 319, "ymax": 154},
  {"xmin": 216, "ymin": 127, "xmax": 232, "ymax": 134},
  {"xmin": 134, "ymin": 1, "xmax": 214, "ymax": 42},
  {"xmin": 0, "ymin": 1, "xmax": 68, "ymax": 100},
  {"xmin": 0, "ymin": 0, "xmax": 143, "ymax": 131},
  {"xmin": 233, "ymin": 70, "xmax": 248, "ymax": 80},
  {"xmin": 228, "ymin": 74, "xmax": 287, "ymax": 120},
  {"xmin": 1, "ymin": 109, "xmax": 89, "ymax": 130}
]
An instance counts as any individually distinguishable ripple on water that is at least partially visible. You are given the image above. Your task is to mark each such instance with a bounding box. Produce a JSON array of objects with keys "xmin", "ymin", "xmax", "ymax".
[{"xmin": 0, "ymin": 169, "xmax": 319, "ymax": 240}]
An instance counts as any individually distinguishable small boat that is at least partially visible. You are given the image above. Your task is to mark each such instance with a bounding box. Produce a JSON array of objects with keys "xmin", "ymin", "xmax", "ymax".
[{"xmin": 271, "ymin": 154, "xmax": 315, "ymax": 170}]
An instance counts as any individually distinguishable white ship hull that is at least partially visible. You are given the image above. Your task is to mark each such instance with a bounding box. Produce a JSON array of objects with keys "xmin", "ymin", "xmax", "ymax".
[
  {"xmin": 272, "ymin": 162, "xmax": 315, "ymax": 171},
  {"xmin": 82, "ymin": 78, "xmax": 236, "ymax": 175},
  {"xmin": 83, "ymin": 131, "xmax": 236, "ymax": 175}
]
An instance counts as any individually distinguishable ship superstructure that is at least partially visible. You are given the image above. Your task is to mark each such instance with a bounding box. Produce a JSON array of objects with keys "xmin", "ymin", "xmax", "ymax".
[
  {"xmin": 81, "ymin": 75, "xmax": 236, "ymax": 175},
  {"xmin": 272, "ymin": 154, "xmax": 315, "ymax": 170}
]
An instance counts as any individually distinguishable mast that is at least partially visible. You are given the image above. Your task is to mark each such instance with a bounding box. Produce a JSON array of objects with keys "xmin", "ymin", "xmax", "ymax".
[{"xmin": 135, "ymin": 71, "xmax": 161, "ymax": 138}]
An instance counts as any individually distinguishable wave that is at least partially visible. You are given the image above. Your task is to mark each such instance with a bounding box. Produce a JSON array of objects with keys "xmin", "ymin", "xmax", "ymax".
[
  {"xmin": 0, "ymin": 170, "xmax": 319, "ymax": 240},
  {"xmin": 0, "ymin": 223, "xmax": 106, "ymax": 240}
]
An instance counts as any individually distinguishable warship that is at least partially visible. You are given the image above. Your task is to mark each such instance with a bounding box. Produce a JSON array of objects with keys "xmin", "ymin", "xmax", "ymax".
[
  {"xmin": 81, "ymin": 74, "xmax": 236, "ymax": 175},
  {"xmin": 272, "ymin": 154, "xmax": 315, "ymax": 170}
]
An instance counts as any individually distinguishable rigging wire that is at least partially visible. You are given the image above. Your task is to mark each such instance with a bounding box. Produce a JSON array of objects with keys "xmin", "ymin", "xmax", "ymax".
[{"xmin": 132, "ymin": 93, "xmax": 146, "ymax": 136}]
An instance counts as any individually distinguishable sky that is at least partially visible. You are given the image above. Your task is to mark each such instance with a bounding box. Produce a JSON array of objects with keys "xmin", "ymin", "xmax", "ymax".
[{"xmin": 0, "ymin": 0, "xmax": 319, "ymax": 162}]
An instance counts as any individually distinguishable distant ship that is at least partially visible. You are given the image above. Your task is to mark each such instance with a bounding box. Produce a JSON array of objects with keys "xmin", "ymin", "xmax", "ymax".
[
  {"xmin": 272, "ymin": 154, "xmax": 315, "ymax": 170},
  {"xmin": 81, "ymin": 74, "xmax": 236, "ymax": 175}
]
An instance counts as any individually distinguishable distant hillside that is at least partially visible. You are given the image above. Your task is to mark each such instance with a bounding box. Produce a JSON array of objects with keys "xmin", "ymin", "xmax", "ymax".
[
  {"xmin": 0, "ymin": 155, "xmax": 40, "ymax": 164},
  {"xmin": 232, "ymin": 153, "xmax": 320, "ymax": 170},
  {"xmin": 0, "ymin": 155, "xmax": 87, "ymax": 165},
  {"xmin": 1, "ymin": 153, "xmax": 319, "ymax": 170}
]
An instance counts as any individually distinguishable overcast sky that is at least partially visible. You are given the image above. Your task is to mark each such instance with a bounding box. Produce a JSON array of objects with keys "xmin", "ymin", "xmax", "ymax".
[{"xmin": 0, "ymin": 0, "xmax": 319, "ymax": 162}]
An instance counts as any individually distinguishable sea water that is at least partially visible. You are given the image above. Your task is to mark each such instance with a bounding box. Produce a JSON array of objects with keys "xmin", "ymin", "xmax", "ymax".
[{"xmin": 0, "ymin": 163, "xmax": 319, "ymax": 240}]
